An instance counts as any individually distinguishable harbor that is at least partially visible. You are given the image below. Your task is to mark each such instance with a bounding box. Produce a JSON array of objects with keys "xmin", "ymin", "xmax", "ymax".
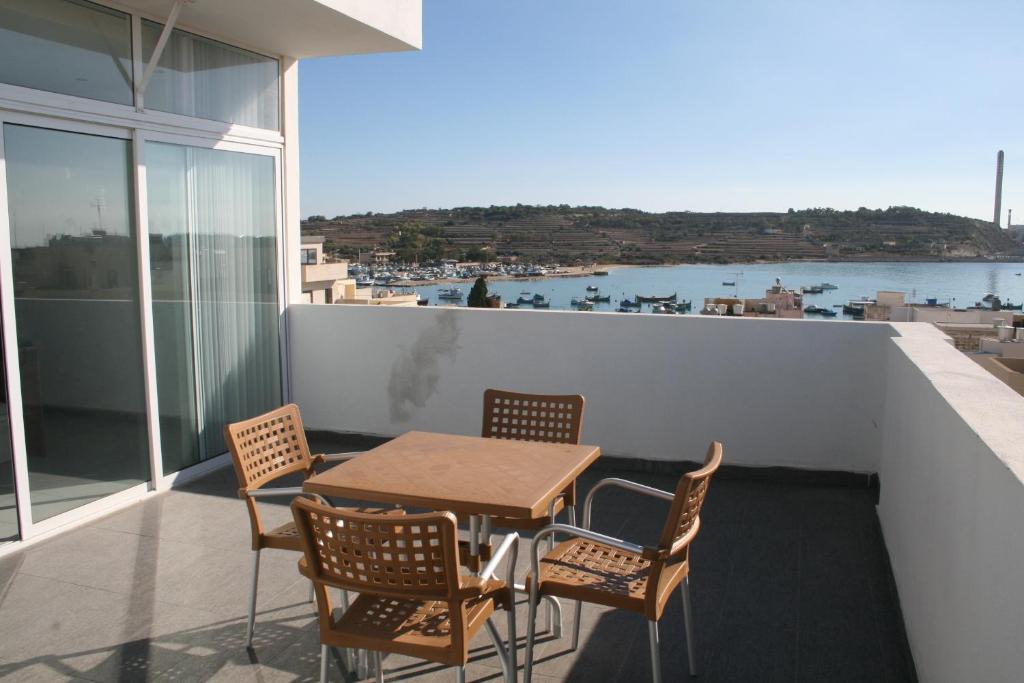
[{"xmin": 399, "ymin": 261, "xmax": 1024, "ymax": 319}]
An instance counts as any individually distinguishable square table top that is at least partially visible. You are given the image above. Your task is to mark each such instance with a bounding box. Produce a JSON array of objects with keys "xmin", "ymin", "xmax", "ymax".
[{"xmin": 303, "ymin": 430, "xmax": 601, "ymax": 519}]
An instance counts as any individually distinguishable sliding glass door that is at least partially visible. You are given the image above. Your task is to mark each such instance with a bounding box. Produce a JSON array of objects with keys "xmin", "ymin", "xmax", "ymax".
[
  {"xmin": 3, "ymin": 123, "xmax": 148, "ymax": 522},
  {"xmin": 0, "ymin": 321, "xmax": 19, "ymax": 542},
  {"xmin": 147, "ymin": 141, "xmax": 280, "ymax": 472}
]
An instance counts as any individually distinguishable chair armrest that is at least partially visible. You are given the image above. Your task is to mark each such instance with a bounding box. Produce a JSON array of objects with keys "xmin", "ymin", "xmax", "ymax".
[
  {"xmin": 582, "ymin": 478, "xmax": 673, "ymax": 530},
  {"xmin": 528, "ymin": 523, "xmax": 644, "ymax": 590},
  {"xmin": 245, "ymin": 487, "xmax": 328, "ymax": 505},
  {"xmin": 315, "ymin": 451, "xmax": 364, "ymax": 463},
  {"xmin": 479, "ymin": 532, "xmax": 519, "ymax": 582}
]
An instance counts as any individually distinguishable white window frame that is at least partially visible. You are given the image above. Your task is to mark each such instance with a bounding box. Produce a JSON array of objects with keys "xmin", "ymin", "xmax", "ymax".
[{"xmin": 0, "ymin": 0, "xmax": 291, "ymax": 550}]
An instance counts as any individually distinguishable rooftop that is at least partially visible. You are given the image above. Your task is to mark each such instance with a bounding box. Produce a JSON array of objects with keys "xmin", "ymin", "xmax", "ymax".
[{"xmin": 0, "ymin": 434, "xmax": 914, "ymax": 682}]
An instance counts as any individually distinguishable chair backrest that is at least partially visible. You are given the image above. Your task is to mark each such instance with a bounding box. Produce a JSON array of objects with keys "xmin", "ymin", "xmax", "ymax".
[
  {"xmin": 656, "ymin": 441, "xmax": 723, "ymax": 557},
  {"xmin": 481, "ymin": 389, "xmax": 585, "ymax": 444},
  {"xmin": 291, "ymin": 496, "xmax": 463, "ymax": 601},
  {"xmin": 225, "ymin": 403, "xmax": 313, "ymax": 493}
]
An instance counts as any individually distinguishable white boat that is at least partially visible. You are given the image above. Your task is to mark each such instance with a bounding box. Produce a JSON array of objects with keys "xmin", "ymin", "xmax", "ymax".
[{"xmin": 437, "ymin": 288, "xmax": 463, "ymax": 300}]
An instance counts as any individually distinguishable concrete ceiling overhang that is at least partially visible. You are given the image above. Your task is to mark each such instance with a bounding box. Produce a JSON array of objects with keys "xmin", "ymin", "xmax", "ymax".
[{"xmin": 119, "ymin": 0, "xmax": 422, "ymax": 58}]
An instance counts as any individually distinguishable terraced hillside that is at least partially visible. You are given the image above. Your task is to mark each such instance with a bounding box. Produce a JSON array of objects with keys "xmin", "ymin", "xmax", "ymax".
[{"xmin": 302, "ymin": 205, "xmax": 1023, "ymax": 264}]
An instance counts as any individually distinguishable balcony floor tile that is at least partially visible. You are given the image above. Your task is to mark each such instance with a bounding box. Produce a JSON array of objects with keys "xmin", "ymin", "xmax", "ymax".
[{"xmin": 0, "ymin": 435, "xmax": 915, "ymax": 682}]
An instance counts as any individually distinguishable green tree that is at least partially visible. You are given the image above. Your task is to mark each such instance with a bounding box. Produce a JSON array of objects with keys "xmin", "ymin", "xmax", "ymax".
[{"xmin": 467, "ymin": 276, "xmax": 489, "ymax": 308}]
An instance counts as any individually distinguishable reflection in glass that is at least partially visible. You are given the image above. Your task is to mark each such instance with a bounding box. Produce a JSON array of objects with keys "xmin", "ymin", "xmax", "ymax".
[
  {"xmin": 147, "ymin": 142, "xmax": 280, "ymax": 472},
  {"xmin": 142, "ymin": 20, "xmax": 280, "ymax": 130},
  {"xmin": 4, "ymin": 124, "xmax": 148, "ymax": 522},
  {"xmin": 0, "ymin": 0, "xmax": 133, "ymax": 105},
  {"xmin": 0, "ymin": 333, "xmax": 19, "ymax": 543}
]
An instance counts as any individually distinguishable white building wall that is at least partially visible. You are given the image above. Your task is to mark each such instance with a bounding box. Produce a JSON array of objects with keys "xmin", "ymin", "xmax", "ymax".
[
  {"xmin": 878, "ymin": 324, "xmax": 1024, "ymax": 683},
  {"xmin": 288, "ymin": 305, "xmax": 893, "ymax": 471}
]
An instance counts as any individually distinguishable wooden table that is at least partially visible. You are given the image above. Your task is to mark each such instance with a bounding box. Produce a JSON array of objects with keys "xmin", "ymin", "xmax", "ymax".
[
  {"xmin": 304, "ymin": 430, "xmax": 601, "ymax": 520},
  {"xmin": 304, "ymin": 430, "xmax": 600, "ymax": 635}
]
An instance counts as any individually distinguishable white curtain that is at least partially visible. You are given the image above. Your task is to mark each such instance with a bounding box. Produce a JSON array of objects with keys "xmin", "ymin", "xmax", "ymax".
[
  {"xmin": 142, "ymin": 20, "xmax": 279, "ymax": 130},
  {"xmin": 188, "ymin": 147, "xmax": 281, "ymax": 456},
  {"xmin": 148, "ymin": 142, "xmax": 280, "ymax": 467}
]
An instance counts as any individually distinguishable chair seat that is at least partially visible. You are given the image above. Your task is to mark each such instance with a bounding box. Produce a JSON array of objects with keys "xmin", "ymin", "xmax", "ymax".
[
  {"xmin": 323, "ymin": 580, "xmax": 506, "ymax": 665},
  {"xmin": 262, "ymin": 520, "xmax": 303, "ymax": 551},
  {"xmin": 260, "ymin": 506, "xmax": 402, "ymax": 551},
  {"xmin": 528, "ymin": 537, "xmax": 687, "ymax": 618}
]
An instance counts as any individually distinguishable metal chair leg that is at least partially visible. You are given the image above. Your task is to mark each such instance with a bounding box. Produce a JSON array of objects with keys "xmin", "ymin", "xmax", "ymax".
[
  {"xmin": 320, "ymin": 644, "xmax": 328, "ymax": 683},
  {"xmin": 524, "ymin": 583, "xmax": 541, "ymax": 683},
  {"xmin": 543, "ymin": 594, "xmax": 562, "ymax": 638},
  {"xmin": 681, "ymin": 576, "xmax": 697, "ymax": 676},
  {"xmin": 246, "ymin": 549, "xmax": 261, "ymax": 647},
  {"xmin": 571, "ymin": 600, "xmax": 583, "ymax": 650},
  {"xmin": 374, "ymin": 651, "xmax": 384, "ymax": 683},
  {"xmin": 455, "ymin": 665, "xmax": 466, "ymax": 683},
  {"xmin": 485, "ymin": 617, "xmax": 512, "ymax": 683},
  {"xmin": 357, "ymin": 649, "xmax": 369, "ymax": 679},
  {"xmin": 648, "ymin": 620, "xmax": 662, "ymax": 683},
  {"xmin": 506, "ymin": 599, "xmax": 518, "ymax": 677}
]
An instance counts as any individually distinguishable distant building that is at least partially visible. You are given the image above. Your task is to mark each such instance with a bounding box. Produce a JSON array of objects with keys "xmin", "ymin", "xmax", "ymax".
[
  {"xmin": 358, "ymin": 250, "xmax": 396, "ymax": 265},
  {"xmin": 300, "ymin": 236, "xmax": 349, "ymax": 304},
  {"xmin": 301, "ymin": 239, "xmax": 418, "ymax": 306}
]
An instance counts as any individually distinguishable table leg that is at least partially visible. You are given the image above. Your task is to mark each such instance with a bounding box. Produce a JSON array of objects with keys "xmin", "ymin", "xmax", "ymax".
[{"xmin": 469, "ymin": 515, "xmax": 480, "ymax": 575}]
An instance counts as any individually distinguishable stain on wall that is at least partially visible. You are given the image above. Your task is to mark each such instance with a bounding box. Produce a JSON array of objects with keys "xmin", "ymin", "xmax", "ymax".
[{"xmin": 387, "ymin": 309, "xmax": 461, "ymax": 421}]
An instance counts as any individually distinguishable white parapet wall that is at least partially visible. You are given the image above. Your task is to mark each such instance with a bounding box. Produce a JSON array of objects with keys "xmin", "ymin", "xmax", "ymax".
[
  {"xmin": 288, "ymin": 304, "xmax": 894, "ymax": 471},
  {"xmin": 878, "ymin": 323, "xmax": 1024, "ymax": 683},
  {"xmin": 288, "ymin": 304, "xmax": 1024, "ymax": 680}
]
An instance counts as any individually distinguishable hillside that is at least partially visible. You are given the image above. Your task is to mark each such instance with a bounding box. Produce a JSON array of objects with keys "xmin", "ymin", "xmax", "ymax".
[{"xmin": 301, "ymin": 205, "xmax": 1023, "ymax": 265}]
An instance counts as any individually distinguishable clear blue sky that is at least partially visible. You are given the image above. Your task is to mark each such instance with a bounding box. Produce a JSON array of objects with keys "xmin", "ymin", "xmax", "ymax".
[{"xmin": 299, "ymin": 0, "xmax": 1024, "ymax": 222}]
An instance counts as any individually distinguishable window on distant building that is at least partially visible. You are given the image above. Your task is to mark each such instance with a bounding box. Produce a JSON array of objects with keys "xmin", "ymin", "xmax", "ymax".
[{"xmin": 301, "ymin": 248, "xmax": 317, "ymax": 265}]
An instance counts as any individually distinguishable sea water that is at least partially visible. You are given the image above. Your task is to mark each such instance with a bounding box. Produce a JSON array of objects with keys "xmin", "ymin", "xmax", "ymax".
[{"xmin": 409, "ymin": 261, "xmax": 1024, "ymax": 317}]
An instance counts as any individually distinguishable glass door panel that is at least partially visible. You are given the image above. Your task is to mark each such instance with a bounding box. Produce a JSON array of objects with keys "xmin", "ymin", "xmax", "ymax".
[
  {"xmin": 147, "ymin": 142, "xmax": 199, "ymax": 472},
  {"xmin": 147, "ymin": 142, "xmax": 280, "ymax": 472},
  {"xmin": 0, "ymin": 331, "xmax": 19, "ymax": 543},
  {"xmin": 4, "ymin": 124, "xmax": 148, "ymax": 522}
]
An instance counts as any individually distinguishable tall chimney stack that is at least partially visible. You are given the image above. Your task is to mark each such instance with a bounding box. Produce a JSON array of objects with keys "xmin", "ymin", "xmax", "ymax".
[{"xmin": 994, "ymin": 150, "xmax": 1005, "ymax": 227}]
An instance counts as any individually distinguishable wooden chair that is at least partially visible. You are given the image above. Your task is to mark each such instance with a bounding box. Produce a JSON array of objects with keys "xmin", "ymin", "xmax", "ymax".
[
  {"xmin": 477, "ymin": 389, "xmax": 585, "ymax": 532},
  {"xmin": 291, "ymin": 497, "xmax": 520, "ymax": 683},
  {"xmin": 225, "ymin": 403, "xmax": 398, "ymax": 647},
  {"xmin": 523, "ymin": 442, "xmax": 723, "ymax": 683}
]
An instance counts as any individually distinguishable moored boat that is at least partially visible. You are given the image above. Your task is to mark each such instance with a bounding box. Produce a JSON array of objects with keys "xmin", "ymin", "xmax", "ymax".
[
  {"xmin": 586, "ymin": 285, "xmax": 599, "ymax": 291},
  {"xmin": 586, "ymin": 294, "xmax": 611, "ymax": 303},
  {"xmin": 437, "ymin": 287, "xmax": 463, "ymax": 300},
  {"xmin": 635, "ymin": 293, "xmax": 677, "ymax": 303},
  {"xmin": 532, "ymin": 300, "xmax": 550, "ymax": 308},
  {"xmin": 820, "ymin": 282, "xmax": 838, "ymax": 290},
  {"xmin": 651, "ymin": 303, "xmax": 677, "ymax": 314},
  {"xmin": 818, "ymin": 308, "xmax": 838, "ymax": 317}
]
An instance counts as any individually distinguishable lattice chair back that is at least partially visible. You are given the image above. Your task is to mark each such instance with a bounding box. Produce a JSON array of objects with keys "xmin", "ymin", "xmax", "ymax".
[
  {"xmin": 292, "ymin": 497, "xmax": 464, "ymax": 601},
  {"xmin": 225, "ymin": 403, "xmax": 314, "ymax": 493},
  {"xmin": 225, "ymin": 404, "xmax": 316, "ymax": 550},
  {"xmin": 481, "ymin": 389, "xmax": 585, "ymax": 445},
  {"xmin": 656, "ymin": 441, "xmax": 723, "ymax": 558}
]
